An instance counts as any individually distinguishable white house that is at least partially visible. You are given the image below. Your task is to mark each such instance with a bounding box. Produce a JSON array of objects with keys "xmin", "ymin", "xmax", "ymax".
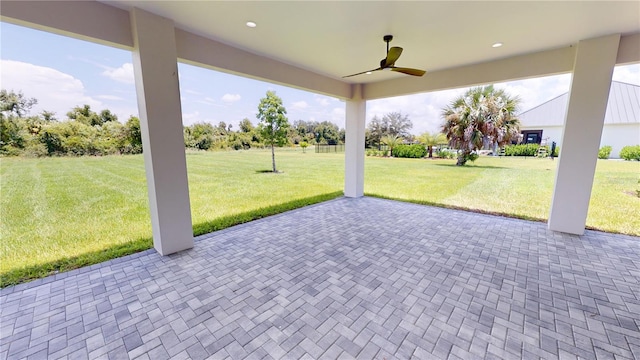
[{"xmin": 519, "ymin": 81, "xmax": 640, "ymax": 158}]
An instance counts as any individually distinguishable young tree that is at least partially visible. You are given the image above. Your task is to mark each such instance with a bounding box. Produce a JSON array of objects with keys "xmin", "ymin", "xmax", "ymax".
[
  {"xmin": 442, "ymin": 85, "xmax": 521, "ymax": 166},
  {"xmin": 299, "ymin": 141, "xmax": 309, "ymax": 153},
  {"xmin": 257, "ymin": 91, "xmax": 289, "ymax": 172},
  {"xmin": 381, "ymin": 134, "xmax": 402, "ymax": 157},
  {"xmin": 418, "ymin": 132, "xmax": 447, "ymax": 158}
]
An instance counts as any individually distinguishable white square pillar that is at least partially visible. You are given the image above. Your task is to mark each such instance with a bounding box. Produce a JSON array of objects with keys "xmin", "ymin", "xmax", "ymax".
[
  {"xmin": 548, "ymin": 34, "xmax": 620, "ymax": 235},
  {"xmin": 344, "ymin": 84, "xmax": 366, "ymax": 198},
  {"xmin": 131, "ymin": 8, "xmax": 194, "ymax": 254}
]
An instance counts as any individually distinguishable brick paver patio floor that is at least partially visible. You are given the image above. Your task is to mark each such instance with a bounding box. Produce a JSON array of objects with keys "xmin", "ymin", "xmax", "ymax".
[{"xmin": 1, "ymin": 197, "xmax": 639, "ymax": 359}]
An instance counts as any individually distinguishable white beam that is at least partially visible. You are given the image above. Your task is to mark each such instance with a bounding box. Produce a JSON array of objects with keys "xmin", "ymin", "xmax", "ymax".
[
  {"xmin": 4, "ymin": 1, "xmax": 637, "ymax": 101},
  {"xmin": 175, "ymin": 30, "xmax": 352, "ymax": 100},
  {"xmin": 364, "ymin": 47, "xmax": 576, "ymax": 100},
  {"xmin": 0, "ymin": 0, "xmax": 133, "ymax": 50},
  {"xmin": 363, "ymin": 32, "xmax": 639, "ymax": 100},
  {"xmin": 617, "ymin": 33, "xmax": 640, "ymax": 65},
  {"xmin": 131, "ymin": 8, "xmax": 194, "ymax": 255},
  {"xmin": 548, "ymin": 34, "xmax": 620, "ymax": 235},
  {"xmin": 344, "ymin": 84, "xmax": 366, "ymax": 198}
]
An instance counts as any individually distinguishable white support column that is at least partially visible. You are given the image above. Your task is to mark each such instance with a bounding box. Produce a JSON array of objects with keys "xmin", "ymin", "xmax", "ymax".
[
  {"xmin": 548, "ymin": 34, "xmax": 620, "ymax": 235},
  {"xmin": 344, "ymin": 84, "xmax": 366, "ymax": 198},
  {"xmin": 131, "ymin": 8, "xmax": 194, "ymax": 255}
]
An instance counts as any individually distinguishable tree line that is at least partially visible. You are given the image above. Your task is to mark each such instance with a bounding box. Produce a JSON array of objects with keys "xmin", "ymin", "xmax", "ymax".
[
  {"xmin": 1, "ymin": 90, "xmax": 143, "ymax": 157},
  {"xmin": 2, "ymin": 85, "xmax": 523, "ymax": 166},
  {"xmin": 0, "ymin": 89, "xmax": 348, "ymax": 157}
]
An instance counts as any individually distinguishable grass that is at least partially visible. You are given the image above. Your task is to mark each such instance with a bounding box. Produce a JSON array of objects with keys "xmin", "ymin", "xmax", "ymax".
[
  {"xmin": 0, "ymin": 150, "xmax": 344, "ymax": 286},
  {"xmin": 365, "ymin": 156, "xmax": 640, "ymax": 234},
  {"xmin": 1, "ymin": 150, "xmax": 638, "ymax": 286}
]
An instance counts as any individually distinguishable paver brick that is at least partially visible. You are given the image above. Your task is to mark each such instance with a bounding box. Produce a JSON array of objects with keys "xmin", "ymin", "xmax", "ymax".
[{"xmin": 1, "ymin": 197, "xmax": 638, "ymax": 359}]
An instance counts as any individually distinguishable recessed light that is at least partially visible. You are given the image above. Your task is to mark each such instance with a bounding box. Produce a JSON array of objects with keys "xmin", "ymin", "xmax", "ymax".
[
  {"xmin": 492, "ymin": 42, "xmax": 503, "ymax": 48},
  {"xmin": 366, "ymin": 71, "xmax": 372, "ymax": 75},
  {"xmin": 246, "ymin": 21, "xmax": 257, "ymax": 28}
]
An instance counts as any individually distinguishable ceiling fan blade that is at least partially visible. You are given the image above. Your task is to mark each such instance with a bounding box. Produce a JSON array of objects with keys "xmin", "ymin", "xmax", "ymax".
[
  {"xmin": 391, "ymin": 67, "xmax": 426, "ymax": 77},
  {"xmin": 342, "ymin": 68, "xmax": 382, "ymax": 78},
  {"xmin": 383, "ymin": 47, "xmax": 403, "ymax": 67}
]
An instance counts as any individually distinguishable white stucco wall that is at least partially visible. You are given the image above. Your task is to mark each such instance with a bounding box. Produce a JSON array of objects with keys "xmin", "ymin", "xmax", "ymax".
[
  {"xmin": 523, "ymin": 123, "xmax": 640, "ymax": 158},
  {"xmin": 600, "ymin": 123, "xmax": 640, "ymax": 158}
]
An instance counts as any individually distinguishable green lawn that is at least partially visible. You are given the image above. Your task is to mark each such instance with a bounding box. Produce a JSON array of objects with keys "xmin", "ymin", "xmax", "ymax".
[
  {"xmin": 365, "ymin": 156, "xmax": 640, "ymax": 235},
  {"xmin": 1, "ymin": 150, "xmax": 638, "ymax": 286}
]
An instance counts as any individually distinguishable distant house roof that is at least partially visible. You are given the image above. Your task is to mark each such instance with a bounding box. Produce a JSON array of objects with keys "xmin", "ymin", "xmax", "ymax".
[{"xmin": 519, "ymin": 81, "xmax": 640, "ymax": 127}]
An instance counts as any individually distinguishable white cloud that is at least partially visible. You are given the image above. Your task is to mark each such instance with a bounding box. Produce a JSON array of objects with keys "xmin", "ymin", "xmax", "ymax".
[
  {"xmin": 315, "ymin": 96, "xmax": 331, "ymax": 106},
  {"xmin": 221, "ymin": 93, "xmax": 241, "ymax": 103},
  {"xmin": 102, "ymin": 63, "xmax": 135, "ymax": 84},
  {"xmin": 495, "ymin": 74, "xmax": 571, "ymax": 113},
  {"xmin": 181, "ymin": 111, "xmax": 202, "ymax": 126},
  {"xmin": 367, "ymin": 88, "xmax": 467, "ymax": 135},
  {"xmin": 1, "ymin": 59, "xmax": 102, "ymax": 118},
  {"xmin": 97, "ymin": 95, "xmax": 124, "ymax": 101},
  {"xmin": 330, "ymin": 107, "xmax": 346, "ymax": 128},
  {"xmin": 613, "ymin": 64, "xmax": 640, "ymax": 85},
  {"xmin": 291, "ymin": 100, "xmax": 308, "ymax": 109}
]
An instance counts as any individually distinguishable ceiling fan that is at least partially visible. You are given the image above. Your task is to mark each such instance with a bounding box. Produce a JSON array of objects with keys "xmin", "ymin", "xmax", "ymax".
[{"xmin": 343, "ymin": 35, "xmax": 426, "ymax": 78}]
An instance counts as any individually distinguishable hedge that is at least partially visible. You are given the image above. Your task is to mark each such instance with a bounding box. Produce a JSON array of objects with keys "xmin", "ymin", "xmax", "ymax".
[{"xmin": 392, "ymin": 144, "xmax": 427, "ymax": 158}]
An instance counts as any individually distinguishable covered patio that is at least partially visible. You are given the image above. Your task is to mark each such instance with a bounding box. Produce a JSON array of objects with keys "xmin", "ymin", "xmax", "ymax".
[
  {"xmin": 2, "ymin": 198, "xmax": 639, "ymax": 359},
  {"xmin": 1, "ymin": 1, "xmax": 639, "ymax": 359}
]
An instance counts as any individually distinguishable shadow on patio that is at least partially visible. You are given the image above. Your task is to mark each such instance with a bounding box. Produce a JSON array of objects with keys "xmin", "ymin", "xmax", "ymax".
[{"xmin": 1, "ymin": 197, "xmax": 639, "ymax": 359}]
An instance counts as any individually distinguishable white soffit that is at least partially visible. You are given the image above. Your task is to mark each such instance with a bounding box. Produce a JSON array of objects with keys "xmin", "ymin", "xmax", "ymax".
[
  {"xmin": 2, "ymin": 1, "xmax": 639, "ymax": 99},
  {"xmin": 103, "ymin": 1, "xmax": 640, "ymax": 84}
]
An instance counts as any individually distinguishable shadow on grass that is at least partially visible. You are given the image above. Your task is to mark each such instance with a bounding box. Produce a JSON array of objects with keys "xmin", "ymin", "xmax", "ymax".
[
  {"xmin": 433, "ymin": 164, "xmax": 508, "ymax": 169},
  {"xmin": 0, "ymin": 191, "xmax": 343, "ymax": 288}
]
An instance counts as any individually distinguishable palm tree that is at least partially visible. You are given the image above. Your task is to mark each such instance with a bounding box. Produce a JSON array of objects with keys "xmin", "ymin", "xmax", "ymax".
[
  {"xmin": 381, "ymin": 134, "xmax": 402, "ymax": 157},
  {"xmin": 418, "ymin": 132, "xmax": 447, "ymax": 158},
  {"xmin": 442, "ymin": 85, "xmax": 521, "ymax": 165}
]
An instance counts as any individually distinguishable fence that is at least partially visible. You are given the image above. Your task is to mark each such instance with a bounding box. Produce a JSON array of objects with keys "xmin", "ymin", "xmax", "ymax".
[{"xmin": 315, "ymin": 144, "xmax": 345, "ymax": 153}]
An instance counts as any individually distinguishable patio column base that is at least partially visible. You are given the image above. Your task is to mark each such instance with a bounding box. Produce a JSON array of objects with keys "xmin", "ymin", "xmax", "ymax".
[
  {"xmin": 131, "ymin": 8, "xmax": 194, "ymax": 255},
  {"xmin": 344, "ymin": 84, "xmax": 366, "ymax": 198},
  {"xmin": 548, "ymin": 34, "xmax": 620, "ymax": 235}
]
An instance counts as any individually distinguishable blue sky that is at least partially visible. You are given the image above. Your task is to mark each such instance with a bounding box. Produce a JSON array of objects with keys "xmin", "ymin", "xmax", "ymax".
[{"xmin": 2, "ymin": 22, "xmax": 639, "ymax": 135}]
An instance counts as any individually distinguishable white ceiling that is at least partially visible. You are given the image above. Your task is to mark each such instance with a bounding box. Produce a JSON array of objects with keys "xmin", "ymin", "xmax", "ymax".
[{"xmin": 106, "ymin": 1, "xmax": 639, "ymax": 84}]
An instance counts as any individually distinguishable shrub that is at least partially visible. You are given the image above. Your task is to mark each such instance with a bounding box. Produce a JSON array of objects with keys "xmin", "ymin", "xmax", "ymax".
[
  {"xmin": 466, "ymin": 152, "xmax": 479, "ymax": 163},
  {"xmin": 392, "ymin": 144, "xmax": 427, "ymax": 158},
  {"xmin": 504, "ymin": 144, "xmax": 539, "ymax": 156},
  {"xmin": 598, "ymin": 145, "xmax": 612, "ymax": 159},
  {"xmin": 435, "ymin": 148, "xmax": 456, "ymax": 159},
  {"xmin": 620, "ymin": 145, "xmax": 640, "ymax": 161},
  {"xmin": 503, "ymin": 143, "xmax": 560, "ymax": 157}
]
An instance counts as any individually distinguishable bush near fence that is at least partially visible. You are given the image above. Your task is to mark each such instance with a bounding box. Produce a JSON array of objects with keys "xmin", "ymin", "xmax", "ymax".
[
  {"xmin": 503, "ymin": 144, "xmax": 559, "ymax": 157},
  {"xmin": 392, "ymin": 144, "xmax": 427, "ymax": 158}
]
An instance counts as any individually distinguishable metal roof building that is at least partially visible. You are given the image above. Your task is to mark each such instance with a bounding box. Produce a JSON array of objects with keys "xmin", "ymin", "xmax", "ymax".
[{"xmin": 519, "ymin": 81, "xmax": 640, "ymax": 158}]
